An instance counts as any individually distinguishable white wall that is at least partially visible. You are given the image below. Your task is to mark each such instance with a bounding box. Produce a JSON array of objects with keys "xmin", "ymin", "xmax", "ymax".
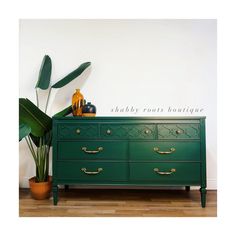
[{"xmin": 19, "ymin": 19, "xmax": 217, "ymax": 189}]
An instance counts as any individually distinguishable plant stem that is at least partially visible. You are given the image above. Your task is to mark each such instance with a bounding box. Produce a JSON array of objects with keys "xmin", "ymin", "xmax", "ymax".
[
  {"xmin": 42, "ymin": 136, "xmax": 46, "ymax": 180},
  {"xmin": 38, "ymin": 137, "xmax": 43, "ymax": 181},
  {"xmin": 25, "ymin": 136, "xmax": 38, "ymax": 168},
  {"xmin": 36, "ymin": 89, "xmax": 39, "ymax": 107},
  {"xmin": 46, "ymin": 145, "xmax": 50, "ymax": 180},
  {"xmin": 28, "ymin": 136, "xmax": 37, "ymax": 160},
  {"xmin": 45, "ymin": 87, "xmax": 52, "ymax": 114}
]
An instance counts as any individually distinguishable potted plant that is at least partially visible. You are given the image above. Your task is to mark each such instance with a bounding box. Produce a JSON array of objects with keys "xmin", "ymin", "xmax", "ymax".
[{"xmin": 19, "ymin": 55, "xmax": 91, "ymax": 199}]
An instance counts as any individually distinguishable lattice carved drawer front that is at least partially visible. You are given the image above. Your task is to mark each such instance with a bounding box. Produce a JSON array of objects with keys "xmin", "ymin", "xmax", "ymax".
[
  {"xmin": 100, "ymin": 124, "xmax": 156, "ymax": 140},
  {"xmin": 57, "ymin": 123, "xmax": 98, "ymax": 140},
  {"xmin": 157, "ymin": 124, "xmax": 200, "ymax": 140}
]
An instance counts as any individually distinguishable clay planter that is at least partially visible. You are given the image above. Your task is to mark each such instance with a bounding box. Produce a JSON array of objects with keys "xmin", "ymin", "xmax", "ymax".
[{"xmin": 29, "ymin": 176, "xmax": 52, "ymax": 200}]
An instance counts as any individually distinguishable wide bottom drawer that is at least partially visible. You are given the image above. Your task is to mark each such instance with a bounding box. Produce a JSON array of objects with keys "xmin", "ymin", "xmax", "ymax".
[
  {"xmin": 56, "ymin": 161, "xmax": 128, "ymax": 181},
  {"xmin": 130, "ymin": 162, "xmax": 201, "ymax": 184}
]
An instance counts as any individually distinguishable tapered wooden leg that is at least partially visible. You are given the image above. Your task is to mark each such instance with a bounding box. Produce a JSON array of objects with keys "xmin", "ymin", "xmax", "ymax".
[
  {"xmin": 185, "ymin": 186, "xmax": 190, "ymax": 191},
  {"xmin": 64, "ymin": 185, "xmax": 69, "ymax": 192},
  {"xmin": 200, "ymin": 187, "xmax": 207, "ymax": 208},
  {"xmin": 53, "ymin": 185, "xmax": 58, "ymax": 205}
]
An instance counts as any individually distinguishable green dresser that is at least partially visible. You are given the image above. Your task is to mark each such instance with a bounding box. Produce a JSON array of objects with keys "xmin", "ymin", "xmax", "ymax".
[{"xmin": 52, "ymin": 117, "xmax": 207, "ymax": 207}]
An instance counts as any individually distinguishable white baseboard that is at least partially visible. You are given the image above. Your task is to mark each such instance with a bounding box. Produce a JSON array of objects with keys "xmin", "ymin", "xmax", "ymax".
[
  {"xmin": 19, "ymin": 177, "xmax": 30, "ymax": 188},
  {"xmin": 19, "ymin": 177, "xmax": 217, "ymax": 190},
  {"xmin": 207, "ymin": 179, "xmax": 217, "ymax": 190}
]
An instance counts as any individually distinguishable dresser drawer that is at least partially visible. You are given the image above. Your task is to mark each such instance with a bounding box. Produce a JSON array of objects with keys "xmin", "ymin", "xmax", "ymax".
[
  {"xmin": 130, "ymin": 162, "xmax": 200, "ymax": 184},
  {"xmin": 57, "ymin": 123, "xmax": 98, "ymax": 140},
  {"xmin": 100, "ymin": 124, "xmax": 156, "ymax": 140},
  {"xmin": 129, "ymin": 141, "xmax": 200, "ymax": 161},
  {"xmin": 58, "ymin": 141, "xmax": 127, "ymax": 160},
  {"xmin": 56, "ymin": 162, "xmax": 128, "ymax": 181},
  {"xmin": 157, "ymin": 124, "xmax": 200, "ymax": 140}
]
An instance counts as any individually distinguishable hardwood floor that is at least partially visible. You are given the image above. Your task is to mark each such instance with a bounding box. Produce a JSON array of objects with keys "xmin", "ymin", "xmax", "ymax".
[{"xmin": 19, "ymin": 188, "xmax": 217, "ymax": 217}]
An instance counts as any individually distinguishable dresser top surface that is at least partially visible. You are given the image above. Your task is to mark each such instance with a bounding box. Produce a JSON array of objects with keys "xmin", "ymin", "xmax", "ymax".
[{"xmin": 53, "ymin": 116, "xmax": 206, "ymax": 120}]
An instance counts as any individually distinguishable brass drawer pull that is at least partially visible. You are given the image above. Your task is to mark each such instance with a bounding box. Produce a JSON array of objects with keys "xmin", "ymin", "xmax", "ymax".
[
  {"xmin": 154, "ymin": 168, "xmax": 176, "ymax": 175},
  {"xmin": 82, "ymin": 147, "xmax": 103, "ymax": 154},
  {"xmin": 154, "ymin": 147, "xmax": 175, "ymax": 154},
  {"xmin": 144, "ymin": 130, "xmax": 150, "ymax": 134},
  {"xmin": 81, "ymin": 168, "xmax": 103, "ymax": 175},
  {"xmin": 76, "ymin": 128, "xmax": 81, "ymax": 134}
]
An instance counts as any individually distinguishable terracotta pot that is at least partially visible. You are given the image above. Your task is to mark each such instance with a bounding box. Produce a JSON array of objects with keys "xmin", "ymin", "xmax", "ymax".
[{"xmin": 29, "ymin": 176, "xmax": 52, "ymax": 200}]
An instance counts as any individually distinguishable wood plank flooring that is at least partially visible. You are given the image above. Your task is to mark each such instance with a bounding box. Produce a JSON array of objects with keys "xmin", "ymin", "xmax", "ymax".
[{"xmin": 19, "ymin": 188, "xmax": 217, "ymax": 217}]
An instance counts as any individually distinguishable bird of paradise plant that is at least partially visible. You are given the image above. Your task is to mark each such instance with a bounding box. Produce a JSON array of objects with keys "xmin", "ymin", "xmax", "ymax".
[{"xmin": 19, "ymin": 55, "xmax": 91, "ymax": 182}]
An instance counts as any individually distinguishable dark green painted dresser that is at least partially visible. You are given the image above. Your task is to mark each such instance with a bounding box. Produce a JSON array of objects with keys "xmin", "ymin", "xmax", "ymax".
[{"xmin": 52, "ymin": 117, "xmax": 207, "ymax": 207}]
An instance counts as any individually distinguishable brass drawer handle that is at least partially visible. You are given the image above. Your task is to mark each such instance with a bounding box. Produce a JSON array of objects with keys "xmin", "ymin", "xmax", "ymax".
[
  {"xmin": 81, "ymin": 168, "xmax": 103, "ymax": 175},
  {"xmin": 76, "ymin": 129, "xmax": 81, "ymax": 134},
  {"xmin": 82, "ymin": 147, "xmax": 103, "ymax": 154},
  {"xmin": 154, "ymin": 168, "xmax": 176, "ymax": 175},
  {"xmin": 154, "ymin": 147, "xmax": 175, "ymax": 154},
  {"xmin": 144, "ymin": 129, "xmax": 150, "ymax": 134}
]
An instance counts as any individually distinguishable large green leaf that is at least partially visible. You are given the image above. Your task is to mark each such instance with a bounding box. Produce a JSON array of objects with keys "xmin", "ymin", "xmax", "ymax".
[
  {"xmin": 29, "ymin": 133, "xmax": 40, "ymax": 147},
  {"xmin": 35, "ymin": 55, "xmax": 52, "ymax": 90},
  {"xmin": 19, "ymin": 123, "xmax": 31, "ymax": 141},
  {"xmin": 19, "ymin": 98, "xmax": 52, "ymax": 137},
  {"xmin": 29, "ymin": 105, "xmax": 72, "ymax": 147},
  {"xmin": 51, "ymin": 62, "xmax": 91, "ymax": 88},
  {"xmin": 30, "ymin": 130, "xmax": 52, "ymax": 147},
  {"xmin": 53, "ymin": 105, "xmax": 73, "ymax": 118}
]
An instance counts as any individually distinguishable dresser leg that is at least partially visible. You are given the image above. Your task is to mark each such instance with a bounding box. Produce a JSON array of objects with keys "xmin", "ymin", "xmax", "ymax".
[
  {"xmin": 53, "ymin": 185, "xmax": 58, "ymax": 205},
  {"xmin": 64, "ymin": 185, "xmax": 69, "ymax": 192},
  {"xmin": 185, "ymin": 186, "xmax": 190, "ymax": 191},
  {"xmin": 200, "ymin": 187, "xmax": 207, "ymax": 208}
]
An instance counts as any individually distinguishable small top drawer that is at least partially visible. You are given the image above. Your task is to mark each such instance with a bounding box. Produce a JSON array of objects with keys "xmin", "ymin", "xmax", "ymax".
[
  {"xmin": 57, "ymin": 123, "xmax": 98, "ymax": 140},
  {"xmin": 100, "ymin": 124, "xmax": 156, "ymax": 140},
  {"xmin": 157, "ymin": 124, "xmax": 200, "ymax": 140}
]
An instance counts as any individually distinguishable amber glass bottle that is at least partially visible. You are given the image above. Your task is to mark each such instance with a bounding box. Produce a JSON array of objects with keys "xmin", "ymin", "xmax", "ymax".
[{"xmin": 72, "ymin": 89, "xmax": 84, "ymax": 116}]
